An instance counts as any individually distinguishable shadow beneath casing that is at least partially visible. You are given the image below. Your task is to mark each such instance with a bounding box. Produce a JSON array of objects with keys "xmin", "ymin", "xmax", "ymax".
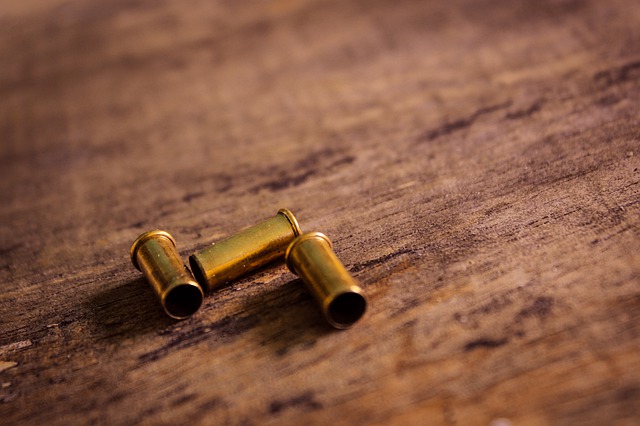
[
  {"xmin": 85, "ymin": 276, "xmax": 176, "ymax": 344},
  {"xmin": 237, "ymin": 275, "xmax": 335, "ymax": 357},
  {"xmin": 84, "ymin": 264, "xmax": 337, "ymax": 353}
]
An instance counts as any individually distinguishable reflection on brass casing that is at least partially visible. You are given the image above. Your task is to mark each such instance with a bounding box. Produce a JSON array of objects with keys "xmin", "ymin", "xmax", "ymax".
[
  {"xmin": 189, "ymin": 209, "xmax": 302, "ymax": 292},
  {"xmin": 130, "ymin": 230, "xmax": 204, "ymax": 319},
  {"xmin": 285, "ymin": 232, "xmax": 367, "ymax": 329}
]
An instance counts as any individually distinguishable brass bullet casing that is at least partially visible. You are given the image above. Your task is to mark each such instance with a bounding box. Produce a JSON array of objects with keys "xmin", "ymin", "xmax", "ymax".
[
  {"xmin": 189, "ymin": 209, "xmax": 302, "ymax": 292},
  {"xmin": 285, "ymin": 232, "xmax": 367, "ymax": 329},
  {"xmin": 130, "ymin": 230, "xmax": 204, "ymax": 319}
]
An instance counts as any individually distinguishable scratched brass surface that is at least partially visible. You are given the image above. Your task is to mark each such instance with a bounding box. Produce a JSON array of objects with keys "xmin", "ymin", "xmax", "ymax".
[{"xmin": 190, "ymin": 209, "xmax": 302, "ymax": 292}]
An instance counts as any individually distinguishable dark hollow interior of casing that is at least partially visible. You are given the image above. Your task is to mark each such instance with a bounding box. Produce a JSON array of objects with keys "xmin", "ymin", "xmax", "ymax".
[
  {"xmin": 328, "ymin": 292, "xmax": 367, "ymax": 327},
  {"xmin": 164, "ymin": 284, "xmax": 203, "ymax": 318}
]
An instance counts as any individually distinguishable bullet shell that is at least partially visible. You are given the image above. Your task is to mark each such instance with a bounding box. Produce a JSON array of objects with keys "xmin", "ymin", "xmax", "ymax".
[
  {"xmin": 189, "ymin": 209, "xmax": 302, "ymax": 292},
  {"xmin": 130, "ymin": 230, "xmax": 204, "ymax": 319},
  {"xmin": 285, "ymin": 232, "xmax": 366, "ymax": 329}
]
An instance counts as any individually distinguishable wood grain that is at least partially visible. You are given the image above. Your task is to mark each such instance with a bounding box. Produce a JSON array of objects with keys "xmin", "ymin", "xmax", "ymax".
[{"xmin": 1, "ymin": 0, "xmax": 639, "ymax": 424}]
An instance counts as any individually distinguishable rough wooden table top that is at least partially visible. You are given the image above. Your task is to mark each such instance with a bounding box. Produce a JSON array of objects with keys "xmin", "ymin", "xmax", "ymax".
[{"xmin": 1, "ymin": 0, "xmax": 639, "ymax": 424}]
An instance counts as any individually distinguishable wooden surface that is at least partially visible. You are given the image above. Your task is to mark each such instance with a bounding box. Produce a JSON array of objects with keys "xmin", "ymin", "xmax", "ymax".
[{"xmin": 1, "ymin": 0, "xmax": 639, "ymax": 424}]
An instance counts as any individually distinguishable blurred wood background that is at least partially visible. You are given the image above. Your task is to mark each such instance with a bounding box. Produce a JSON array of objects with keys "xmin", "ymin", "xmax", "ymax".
[{"xmin": 1, "ymin": 0, "xmax": 639, "ymax": 424}]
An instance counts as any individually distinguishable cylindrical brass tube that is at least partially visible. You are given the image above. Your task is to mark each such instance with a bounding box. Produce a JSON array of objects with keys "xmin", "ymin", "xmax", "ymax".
[
  {"xmin": 285, "ymin": 232, "xmax": 367, "ymax": 329},
  {"xmin": 189, "ymin": 208, "xmax": 302, "ymax": 292},
  {"xmin": 130, "ymin": 230, "xmax": 204, "ymax": 319}
]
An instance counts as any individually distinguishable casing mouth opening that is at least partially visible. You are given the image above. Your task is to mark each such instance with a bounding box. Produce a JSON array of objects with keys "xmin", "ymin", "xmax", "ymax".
[
  {"xmin": 164, "ymin": 283, "xmax": 204, "ymax": 319},
  {"xmin": 327, "ymin": 291, "xmax": 367, "ymax": 329},
  {"xmin": 189, "ymin": 255, "xmax": 208, "ymax": 292}
]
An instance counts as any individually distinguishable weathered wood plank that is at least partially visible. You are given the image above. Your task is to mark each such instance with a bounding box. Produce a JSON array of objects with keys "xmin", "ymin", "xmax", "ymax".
[{"xmin": 1, "ymin": 0, "xmax": 639, "ymax": 424}]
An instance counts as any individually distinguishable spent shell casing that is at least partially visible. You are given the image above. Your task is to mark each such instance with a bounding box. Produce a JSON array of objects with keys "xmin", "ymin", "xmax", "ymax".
[
  {"xmin": 189, "ymin": 209, "xmax": 302, "ymax": 292},
  {"xmin": 285, "ymin": 232, "xmax": 366, "ymax": 329},
  {"xmin": 131, "ymin": 230, "xmax": 204, "ymax": 319}
]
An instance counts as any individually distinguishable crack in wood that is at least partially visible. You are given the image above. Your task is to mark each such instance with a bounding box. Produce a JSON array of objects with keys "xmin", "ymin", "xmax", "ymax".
[{"xmin": 418, "ymin": 101, "xmax": 512, "ymax": 141}]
